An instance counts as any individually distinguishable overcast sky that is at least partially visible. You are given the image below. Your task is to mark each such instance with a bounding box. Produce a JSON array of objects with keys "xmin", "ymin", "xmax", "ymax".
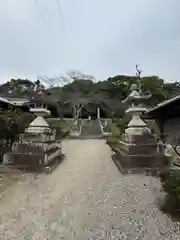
[{"xmin": 0, "ymin": 0, "xmax": 179, "ymax": 83}]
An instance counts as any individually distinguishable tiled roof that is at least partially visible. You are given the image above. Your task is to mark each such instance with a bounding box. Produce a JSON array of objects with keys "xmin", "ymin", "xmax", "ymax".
[
  {"xmin": 147, "ymin": 94, "xmax": 180, "ymax": 113},
  {"xmin": 0, "ymin": 96, "xmax": 12, "ymax": 104}
]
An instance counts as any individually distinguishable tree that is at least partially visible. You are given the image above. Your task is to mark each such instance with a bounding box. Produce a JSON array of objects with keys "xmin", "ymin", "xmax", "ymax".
[
  {"xmin": 38, "ymin": 71, "xmax": 95, "ymax": 120},
  {"xmin": 0, "ymin": 109, "xmax": 34, "ymax": 143},
  {"xmin": 36, "ymin": 76, "xmax": 70, "ymax": 118},
  {"xmin": 60, "ymin": 71, "xmax": 95, "ymax": 121},
  {"xmin": 67, "ymin": 70, "xmax": 95, "ymax": 81},
  {"xmin": 0, "ymin": 70, "xmax": 180, "ymax": 118}
]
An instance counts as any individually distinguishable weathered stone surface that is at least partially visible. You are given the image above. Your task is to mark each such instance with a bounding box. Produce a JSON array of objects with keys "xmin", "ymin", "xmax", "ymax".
[
  {"xmin": 120, "ymin": 142, "xmax": 158, "ymax": 155},
  {"xmin": 80, "ymin": 120, "xmax": 102, "ymax": 138},
  {"xmin": 5, "ymin": 141, "xmax": 62, "ymax": 172},
  {"xmin": 114, "ymin": 149, "xmax": 169, "ymax": 169},
  {"xmin": 115, "ymin": 138, "xmax": 170, "ymax": 172},
  {"xmin": 123, "ymin": 132, "xmax": 157, "ymax": 144}
]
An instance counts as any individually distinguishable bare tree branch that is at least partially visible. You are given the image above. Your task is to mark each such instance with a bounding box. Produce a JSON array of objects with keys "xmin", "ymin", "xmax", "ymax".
[
  {"xmin": 67, "ymin": 70, "xmax": 95, "ymax": 82},
  {"xmin": 38, "ymin": 75, "xmax": 71, "ymax": 88},
  {"xmin": 38, "ymin": 71, "xmax": 95, "ymax": 120}
]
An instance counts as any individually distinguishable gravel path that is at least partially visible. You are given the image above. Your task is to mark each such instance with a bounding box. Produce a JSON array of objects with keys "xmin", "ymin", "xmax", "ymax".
[{"xmin": 0, "ymin": 139, "xmax": 180, "ymax": 239}]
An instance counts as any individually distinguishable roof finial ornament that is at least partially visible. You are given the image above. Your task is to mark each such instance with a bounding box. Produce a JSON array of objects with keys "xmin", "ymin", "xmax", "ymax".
[{"xmin": 136, "ymin": 64, "xmax": 143, "ymax": 95}]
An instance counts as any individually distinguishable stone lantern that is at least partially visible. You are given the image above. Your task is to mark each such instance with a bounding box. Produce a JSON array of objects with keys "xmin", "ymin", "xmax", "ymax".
[
  {"xmin": 113, "ymin": 72, "xmax": 170, "ymax": 173},
  {"xmin": 8, "ymin": 107, "xmax": 62, "ymax": 172},
  {"xmin": 122, "ymin": 83, "xmax": 152, "ymax": 139}
]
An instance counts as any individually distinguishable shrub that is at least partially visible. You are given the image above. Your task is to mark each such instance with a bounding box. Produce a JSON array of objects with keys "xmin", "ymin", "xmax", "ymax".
[
  {"xmin": 0, "ymin": 109, "xmax": 34, "ymax": 142},
  {"xmin": 160, "ymin": 169, "xmax": 180, "ymax": 214},
  {"xmin": 106, "ymin": 119, "xmax": 127, "ymax": 149},
  {"xmin": 48, "ymin": 120, "xmax": 71, "ymax": 139},
  {"xmin": 110, "ymin": 123, "xmax": 120, "ymax": 138},
  {"xmin": 114, "ymin": 118, "xmax": 128, "ymax": 135},
  {"xmin": 106, "ymin": 137, "xmax": 117, "ymax": 145}
]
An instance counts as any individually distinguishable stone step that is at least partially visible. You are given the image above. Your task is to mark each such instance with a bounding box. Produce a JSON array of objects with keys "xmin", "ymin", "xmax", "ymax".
[{"xmin": 80, "ymin": 122, "xmax": 102, "ymax": 136}]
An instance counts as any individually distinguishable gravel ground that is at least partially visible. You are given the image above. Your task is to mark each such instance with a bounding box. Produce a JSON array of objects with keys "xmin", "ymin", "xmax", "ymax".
[
  {"xmin": 0, "ymin": 139, "xmax": 180, "ymax": 240},
  {"xmin": 0, "ymin": 168, "xmax": 26, "ymax": 198}
]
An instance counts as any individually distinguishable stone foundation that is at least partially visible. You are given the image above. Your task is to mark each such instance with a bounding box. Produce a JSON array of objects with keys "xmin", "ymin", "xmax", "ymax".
[
  {"xmin": 5, "ymin": 141, "xmax": 63, "ymax": 172},
  {"xmin": 113, "ymin": 139, "xmax": 171, "ymax": 173}
]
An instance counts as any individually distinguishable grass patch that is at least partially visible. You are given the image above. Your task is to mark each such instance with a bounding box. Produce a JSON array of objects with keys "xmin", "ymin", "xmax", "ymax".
[
  {"xmin": 106, "ymin": 120, "xmax": 124, "ymax": 149},
  {"xmin": 115, "ymin": 119, "xmax": 127, "ymax": 134},
  {"xmin": 47, "ymin": 119, "xmax": 72, "ymax": 138},
  {"xmin": 106, "ymin": 137, "xmax": 118, "ymax": 148}
]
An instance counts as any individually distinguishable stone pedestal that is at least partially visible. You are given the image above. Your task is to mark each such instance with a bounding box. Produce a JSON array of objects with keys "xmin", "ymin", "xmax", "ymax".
[
  {"xmin": 115, "ymin": 132, "xmax": 170, "ymax": 172},
  {"xmin": 5, "ymin": 108, "xmax": 63, "ymax": 173}
]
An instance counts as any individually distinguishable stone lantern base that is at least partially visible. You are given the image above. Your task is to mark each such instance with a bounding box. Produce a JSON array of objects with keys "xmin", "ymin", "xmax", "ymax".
[{"xmin": 113, "ymin": 130, "xmax": 171, "ymax": 174}]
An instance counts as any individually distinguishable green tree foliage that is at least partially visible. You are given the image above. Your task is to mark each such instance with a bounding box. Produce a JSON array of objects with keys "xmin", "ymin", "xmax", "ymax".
[
  {"xmin": 0, "ymin": 73, "xmax": 180, "ymax": 118},
  {"xmin": 0, "ymin": 109, "xmax": 34, "ymax": 142}
]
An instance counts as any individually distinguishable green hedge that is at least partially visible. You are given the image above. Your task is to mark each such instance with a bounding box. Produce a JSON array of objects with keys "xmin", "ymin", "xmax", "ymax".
[{"xmin": 160, "ymin": 169, "xmax": 180, "ymax": 215}]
